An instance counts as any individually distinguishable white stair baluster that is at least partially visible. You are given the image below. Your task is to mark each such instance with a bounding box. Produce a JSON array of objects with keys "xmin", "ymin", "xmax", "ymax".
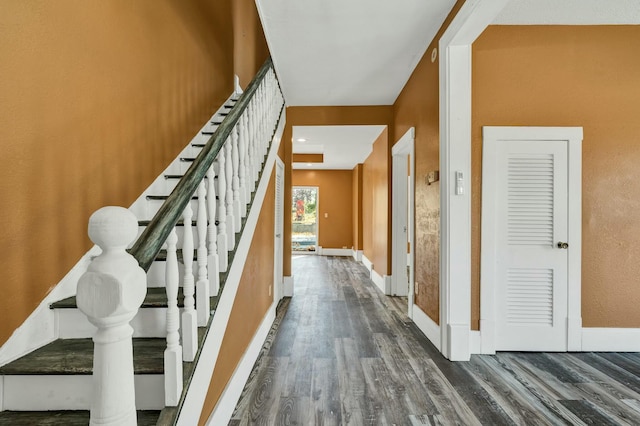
[
  {"xmin": 251, "ymin": 102, "xmax": 260, "ymax": 182},
  {"xmin": 76, "ymin": 207, "xmax": 146, "ymax": 426},
  {"xmin": 237, "ymin": 119, "xmax": 248, "ymax": 217},
  {"xmin": 225, "ymin": 141, "xmax": 235, "ymax": 248},
  {"xmin": 217, "ymin": 150, "xmax": 229, "ymax": 272},
  {"xmin": 164, "ymin": 227, "xmax": 183, "ymax": 406},
  {"xmin": 181, "ymin": 199, "xmax": 197, "ymax": 362},
  {"xmin": 207, "ymin": 164, "xmax": 221, "ymax": 295},
  {"xmin": 231, "ymin": 126, "xmax": 242, "ymax": 232},
  {"xmin": 241, "ymin": 113, "xmax": 252, "ymax": 205},
  {"xmin": 196, "ymin": 181, "xmax": 210, "ymax": 326}
]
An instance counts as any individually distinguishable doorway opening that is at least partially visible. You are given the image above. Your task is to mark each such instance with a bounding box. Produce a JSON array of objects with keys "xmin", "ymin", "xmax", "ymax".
[{"xmin": 292, "ymin": 186, "xmax": 319, "ymax": 253}]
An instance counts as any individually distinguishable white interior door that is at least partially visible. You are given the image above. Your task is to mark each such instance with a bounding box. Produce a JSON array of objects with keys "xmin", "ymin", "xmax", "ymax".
[
  {"xmin": 482, "ymin": 127, "xmax": 583, "ymax": 352},
  {"xmin": 392, "ymin": 128, "xmax": 415, "ymax": 315},
  {"xmin": 274, "ymin": 158, "xmax": 284, "ymax": 301}
]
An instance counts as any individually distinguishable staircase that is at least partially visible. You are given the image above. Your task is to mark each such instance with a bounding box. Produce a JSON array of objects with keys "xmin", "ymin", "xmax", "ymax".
[{"xmin": 0, "ymin": 58, "xmax": 284, "ymax": 425}]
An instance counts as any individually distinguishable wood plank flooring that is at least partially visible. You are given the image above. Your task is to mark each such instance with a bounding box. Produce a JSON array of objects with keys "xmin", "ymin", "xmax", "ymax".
[{"xmin": 230, "ymin": 255, "xmax": 640, "ymax": 425}]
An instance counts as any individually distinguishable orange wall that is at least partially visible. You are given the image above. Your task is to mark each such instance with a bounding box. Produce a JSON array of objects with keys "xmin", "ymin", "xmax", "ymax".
[
  {"xmin": 362, "ymin": 129, "xmax": 391, "ymax": 275},
  {"xmin": 352, "ymin": 164, "xmax": 364, "ymax": 251},
  {"xmin": 199, "ymin": 169, "xmax": 276, "ymax": 424},
  {"xmin": 472, "ymin": 25, "xmax": 640, "ymax": 328},
  {"xmin": 282, "ymin": 106, "xmax": 394, "ymax": 277},
  {"xmin": 392, "ymin": 0, "xmax": 466, "ymax": 323},
  {"xmin": 233, "ymin": 0, "xmax": 270, "ymax": 88},
  {"xmin": 292, "ymin": 170, "xmax": 353, "ymax": 249},
  {"xmin": 0, "ymin": 1, "xmax": 234, "ymax": 345}
]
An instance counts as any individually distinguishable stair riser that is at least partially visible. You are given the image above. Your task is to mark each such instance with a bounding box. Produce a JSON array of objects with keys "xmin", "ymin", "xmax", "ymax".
[
  {"xmin": 0, "ymin": 374, "xmax": 163, "ymax": 411},
  {"xmin": 56, "ymin": 308, "xmax": 173, "ymax": 339}
]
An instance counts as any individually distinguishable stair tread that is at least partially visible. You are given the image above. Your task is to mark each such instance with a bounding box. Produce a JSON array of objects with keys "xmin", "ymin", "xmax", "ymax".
[
  {"xmin": 0, "ymin": 338, "xmax": 165, "ymax": 375},
  {"xmin": 0, "ymin": 410, "xmax": 160, "ymax": 426},
  {"xmin": 50, "ymin": 287, "xmax": 185, "ymax": 309}
]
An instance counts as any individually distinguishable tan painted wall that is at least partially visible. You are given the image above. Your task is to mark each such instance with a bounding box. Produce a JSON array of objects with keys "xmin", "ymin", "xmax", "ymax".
[
  {"xmin": 233, "ymin": 0, "xmax": 270, "ymax": 88},
  {"xmin": 292, "ymin": 170, "xmax": 353, "ymax": 249},
  {"xmin": 362, "ymin": 129, "xmax": 391, "ymax": 275},
  {"xmin": 282, "ymin": 106, "xmax": 394, "ymax": 277},
  {"xmin": 0, "ymin": 0, "xmax": 234, "ymax": 345},
  {"xmin": 392, "ymin": 0, "xmax": 466, "ymax": 323},
  {"xmin": 472, "ymin": 25, "xmax": 640, "ymax": 328},
  {"xmin": 198, "ymin": 170, "xmax": 276, "ymax": 424},
  {"xmin": 352, "ymin": 164, "xmax": 364, "ymax": 251}
]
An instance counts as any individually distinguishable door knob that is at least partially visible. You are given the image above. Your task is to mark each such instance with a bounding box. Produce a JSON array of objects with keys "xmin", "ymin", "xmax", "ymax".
[{"xmin": 557, "ymin": 242, "xmax": 569, "ymax": 249}]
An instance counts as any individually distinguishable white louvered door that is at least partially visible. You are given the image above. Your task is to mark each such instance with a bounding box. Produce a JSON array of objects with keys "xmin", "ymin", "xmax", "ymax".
[
  {"xmin": 494, "ymin": 140, "xmax": 569, "ymax": 351},
  {"xmin": 273, "ymin": 158, "xmax": 284, "ymax": 302}
]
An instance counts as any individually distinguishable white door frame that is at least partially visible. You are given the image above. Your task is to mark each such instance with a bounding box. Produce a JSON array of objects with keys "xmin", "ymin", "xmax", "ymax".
[
  {"xmin": 274, "ymin": 157, "xmax": 285, "ymax": 302},
  {"xmin": 480, "ymin": 126, "xmax": 583, "ymax": 353},
  {"xmin": 438, "ymin": 0, "xmax": 512, "ymax": 360},
  {"xmin": 392, "ymin": 128, "xmax": 415, "ymax": 316}
]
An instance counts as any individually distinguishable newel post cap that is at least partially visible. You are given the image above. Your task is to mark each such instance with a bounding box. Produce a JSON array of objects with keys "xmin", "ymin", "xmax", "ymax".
[{"xmin": 77, "ymin": 206, "xmax": 146, "ymax": 322}]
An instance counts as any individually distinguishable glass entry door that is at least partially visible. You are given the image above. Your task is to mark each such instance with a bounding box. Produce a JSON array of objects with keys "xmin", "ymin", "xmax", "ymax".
[{"xmin": 291, "ymin": 186, "xmax": 318, "ymax": 253}]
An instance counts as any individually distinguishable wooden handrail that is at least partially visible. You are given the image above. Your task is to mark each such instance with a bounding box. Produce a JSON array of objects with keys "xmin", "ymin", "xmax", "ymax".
[{"xmin": 130, "ymin": 57, "xmax": 275, "ymax": 271}]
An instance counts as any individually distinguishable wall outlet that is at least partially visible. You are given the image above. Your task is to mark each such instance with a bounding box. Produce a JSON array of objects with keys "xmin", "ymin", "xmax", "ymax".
[
  {"xmin": 268, "ymin": 285, "xmax": 272, "ymax": 297},
  {"xmin": 415, "ymin": 282, "xmax": 419, "ymax": 295}
]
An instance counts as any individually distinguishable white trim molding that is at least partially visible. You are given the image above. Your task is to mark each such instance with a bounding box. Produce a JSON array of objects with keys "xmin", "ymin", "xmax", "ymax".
[
  {"xmin": 411, "ymin": 306, "xmax": 441, "ymax": 351},
  {"xmin": 362, "ymin": 254, "xmax": 374, "ymax": 276},
  {"xmin": 283, "ymin": 276, "xmax": 294, "ymax": 297},
  {"xmin": 582, "ymin": 328, "xmax": 640, "ymax": 352},
  {"xmin": 371, "ymin": 270, "xmax": 392, "ymax": 295},
  {"xmin": 438, "ymin": 0, "xmax": 512, "ymax": 362},
  {"xmin": 352, "ymin": 249, "xmax": 363, "ymax": 262},
  {"xmin": 206, "ymin": 301, "xmax": 277, "ymax": 425},
  {"xmin": 320, "ymin": 248, "xmax": 352, "ymax": 257},
  {"xmin": 175, "ymin": 108, "xmax": 285, "ymax": 426}
]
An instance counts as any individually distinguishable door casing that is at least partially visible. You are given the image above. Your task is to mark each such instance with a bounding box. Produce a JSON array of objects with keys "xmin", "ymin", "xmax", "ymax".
[{"xmin": 392, "ymin": 127, "xmax": 415, "ymax": 316}]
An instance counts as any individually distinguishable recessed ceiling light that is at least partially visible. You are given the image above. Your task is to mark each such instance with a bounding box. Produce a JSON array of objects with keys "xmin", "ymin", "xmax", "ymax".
[
  {"xmin": 296, "ymin": 138, "xmax": 307, "ymax": 142},
  {"xmin": 306, "ymin": 163, "xmax": 312, "ymax": 167}
]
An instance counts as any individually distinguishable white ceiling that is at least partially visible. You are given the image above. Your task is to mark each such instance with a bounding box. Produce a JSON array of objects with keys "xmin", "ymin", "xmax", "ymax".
[
  {"xmin": 292, "ymin": 126, "xmax": 386, "ymax": 170},
  {"xmin": 257, "ymin": 0, "xmax": 457, "ymax": 106},
  {"xmin": 494, "ymin": 0, "xmax": 640, "ymax": 24},
  {"xmin": 261, "ymin": 0, "xmax": 640, "ymax": 170}
]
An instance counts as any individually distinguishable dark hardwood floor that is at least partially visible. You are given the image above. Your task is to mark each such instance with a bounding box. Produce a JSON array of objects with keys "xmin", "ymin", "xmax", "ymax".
[{"xmin": 230, "ymin": 255, "xmax": 640, "ymax": 425}]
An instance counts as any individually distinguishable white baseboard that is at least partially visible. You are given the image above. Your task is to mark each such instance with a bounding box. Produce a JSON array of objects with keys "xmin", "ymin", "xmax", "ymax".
[
  {"xmin": 448, "ymin": 323, "xmax": 471, "ymax": 361},
  {"xmin": 283, "ymin": 276, "xmax": 294, "ymax": 297},
  {"xmin": 175, "ymin": 107, "xmax": 285, "ymax": 426},
  {"xmin": 582, "ymin": 328, "xmax": 640, "ymax": 352},
  {"xmin": 470, "ymin": 330, "xmax": 481, "ymax": 354},
  {"xmin": 352, "ymin": 249, "xmax": 363, "ymax": 262},
  {"xmin": 206, "ymin": 301, "xmax": 276, "ymax": 425},
  {"xmin": 371, "ymin": 270, "xmax": 392, "ymax": 295},
  {"xmin": 412, "ymin": 306, "xmax": 441, "ymax": 351},
  {"xmin": 362, "ymin": 254, "xmax": 373, "ymax": 274},
  {"xmin": 320, "ymin": 248, "xmax": 352, "ymax": 257}
]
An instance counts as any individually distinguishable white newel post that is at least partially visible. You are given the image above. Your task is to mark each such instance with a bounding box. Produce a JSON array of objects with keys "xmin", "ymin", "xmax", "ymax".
[
  {"xmin": 225, "ymin": 141, "xmax": 235, "ymax": 249},
  {"xmin": 164, "ymin": 228, "xmax": 183, "ymax": 406},
  {"xmin": 196, "ymin": 181, "xmax": 210, "ymax": 326},
  {"xmin": 76, "ymin": 207, "xmax": 147, "ymax": 426},
  {"xmin": 217, "ymin": 151, "xmax": 229, "ymax": 271},
  {"xmin": 206, "ymin": 164, "xmax": 220, "ymax": 295},
  {"xmin": 181, "ymin": 201, "xmax": 197, "ymax": 362}
]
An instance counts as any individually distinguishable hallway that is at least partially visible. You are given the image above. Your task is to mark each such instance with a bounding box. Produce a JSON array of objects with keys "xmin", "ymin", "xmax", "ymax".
[{"xmin": 230, "ymin": 256, "xmax": 640, "ymax": 425}]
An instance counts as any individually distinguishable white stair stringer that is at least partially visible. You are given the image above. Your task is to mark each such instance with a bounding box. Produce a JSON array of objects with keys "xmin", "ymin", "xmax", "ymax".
[{"xmin": 0, "ymin": 94, "xmax": 235, "ymax": 368}]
